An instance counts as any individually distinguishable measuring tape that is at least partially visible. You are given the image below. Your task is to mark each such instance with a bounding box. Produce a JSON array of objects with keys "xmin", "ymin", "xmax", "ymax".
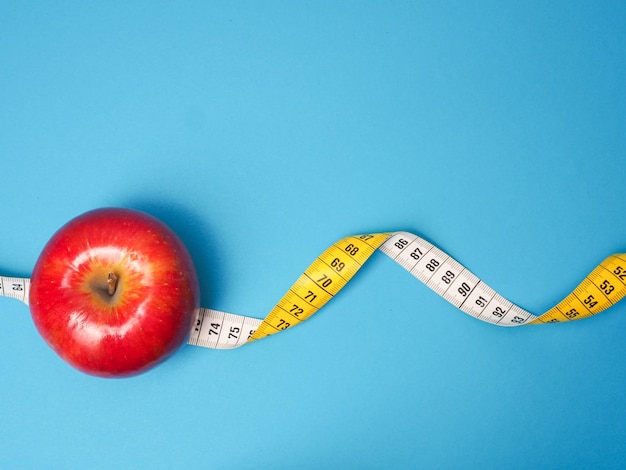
[{"xmin": 3, "ymin": 231, "xmax": 626, "ymax": 349}]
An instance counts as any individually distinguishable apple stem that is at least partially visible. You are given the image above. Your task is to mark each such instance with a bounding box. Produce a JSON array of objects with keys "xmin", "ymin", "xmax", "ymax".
[{"xmin": 107, "ymin": 273, "xmax": 118, "ymax": 296}]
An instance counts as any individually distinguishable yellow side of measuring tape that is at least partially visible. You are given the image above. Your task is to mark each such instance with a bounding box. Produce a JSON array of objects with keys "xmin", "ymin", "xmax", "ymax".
[
  {"xmin": 248, "ymin": 232, "xmax": 391, "ymax": 342},
  {"xmin": 3, "ymin": 231, "xmax": 626, "ymax": 349}
]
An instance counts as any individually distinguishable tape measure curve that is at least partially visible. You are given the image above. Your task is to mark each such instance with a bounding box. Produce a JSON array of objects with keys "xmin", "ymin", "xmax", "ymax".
[{"xmin": 3, "ymin": 231, "xmax": 626, "ymax": 350}]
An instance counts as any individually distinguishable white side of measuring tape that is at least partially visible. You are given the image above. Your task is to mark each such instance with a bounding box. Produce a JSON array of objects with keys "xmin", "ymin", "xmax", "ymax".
[
  {"xmin": 0, "ymin": 231, "xmax": 547, "ymax": 350},
  {"xmin": 188, "ymin": 308, "xmax": 263, "ymax": 350},
  {"xmin": 379, "ymin": 232, "xmax": 537, "ymax": 326},
  {"xmin": 0, "ymin": 276, "xmax": 30, "ymax": 306}
]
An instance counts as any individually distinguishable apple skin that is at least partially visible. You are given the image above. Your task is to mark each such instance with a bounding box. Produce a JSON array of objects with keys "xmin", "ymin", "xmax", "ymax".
[{"xmin": 29, "ymin": 208, "xmax": 200, "ymax": 378}]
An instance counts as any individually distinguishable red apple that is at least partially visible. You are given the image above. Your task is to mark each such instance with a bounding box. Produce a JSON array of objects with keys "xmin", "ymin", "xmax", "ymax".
[{"xmin": 29, "ymin": 208, "xmax": 200, "ymax": 378}]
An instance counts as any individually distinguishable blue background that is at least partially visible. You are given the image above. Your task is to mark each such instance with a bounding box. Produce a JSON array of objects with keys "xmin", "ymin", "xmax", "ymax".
[{"xmin": 1, "ymin": 1, "xmax": 625, "ymax": 468}]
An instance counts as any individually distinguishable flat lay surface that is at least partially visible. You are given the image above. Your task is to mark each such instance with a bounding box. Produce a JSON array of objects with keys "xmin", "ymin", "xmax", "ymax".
[{"xmin": 1, "ymin": 2, "xmax": 625, "ymax": 468}]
